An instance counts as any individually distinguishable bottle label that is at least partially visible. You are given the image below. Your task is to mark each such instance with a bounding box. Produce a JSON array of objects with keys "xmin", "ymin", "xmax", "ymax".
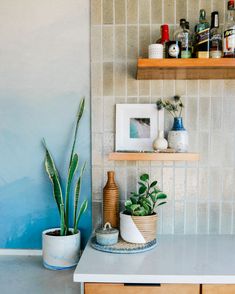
[
  {"xmin": 181, "ymin": 50, "xmax": 192, "ymax": 58},
  {"xmin": 168, "ymin": 43, "xmax": 180, "ymax": 57},
  {"xmin": 224, "ymin": 28, "xmax": 235, "ymax": 52},
  {"xmin": 197, "ymin": 28, "xmax": 210, "ymax": 45}
]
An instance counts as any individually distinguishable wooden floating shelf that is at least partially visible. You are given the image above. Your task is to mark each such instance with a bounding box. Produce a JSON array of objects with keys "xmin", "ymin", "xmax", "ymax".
[
  {"xmin": 109, "ymin": 152, "xmax": 200, "ymax": 161},
  {"xmin": 137, "ymin": 58, "xmax": 235, "ymax": 80}
]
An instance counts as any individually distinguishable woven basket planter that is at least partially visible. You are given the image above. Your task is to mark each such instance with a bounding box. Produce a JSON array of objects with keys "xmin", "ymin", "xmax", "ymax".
[{"xmin": 120, "ymin": 212, "xmax": 157, "ymax": 244}]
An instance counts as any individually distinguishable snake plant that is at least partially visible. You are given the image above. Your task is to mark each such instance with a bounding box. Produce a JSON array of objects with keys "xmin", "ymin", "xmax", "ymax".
[{"xmin": 42, "ymin": 97, "xmax": 88, "ymax": 236}]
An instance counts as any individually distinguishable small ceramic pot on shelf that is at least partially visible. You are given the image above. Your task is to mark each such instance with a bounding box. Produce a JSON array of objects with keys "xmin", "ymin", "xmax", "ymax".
[
  {"xmin": 168, "ymin": 117, "xmax": 188, "ymax": 153},
  {"xmin": 95, "ymin": 223, "xmax": 119, "ymax": 246}
]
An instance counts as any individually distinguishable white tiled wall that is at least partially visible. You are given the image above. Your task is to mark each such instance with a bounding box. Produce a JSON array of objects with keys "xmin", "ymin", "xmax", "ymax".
[{"xmin": 91, "ymin": 0, "xmax": 235, "ymax": 234}]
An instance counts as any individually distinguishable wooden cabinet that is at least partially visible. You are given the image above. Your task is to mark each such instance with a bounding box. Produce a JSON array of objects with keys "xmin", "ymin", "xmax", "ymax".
[
  {"xmin": 84, "ymin": 283, "xmax": 200, "ymax": 294},
  {"xmin": 202, "ymin": 284, "xmax": 235, "ymax": 294}
]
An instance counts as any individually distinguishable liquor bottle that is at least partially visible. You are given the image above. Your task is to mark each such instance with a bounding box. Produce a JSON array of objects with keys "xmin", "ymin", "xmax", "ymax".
[
  {"xmin": 210, "ymin": 11, "xmax": 222, "ymax": 58},
  {"xmin": 156, "ymin": 24, "xmax": 170, "ymax": 58},
  {"xmin": 224, "ymin": 0, "xmax": 235, "ymax": 57},
  {"xmin": 175, "ymin": 20, "xmax": 192, "ymax": 58},
  {"xmin": 195, "ymin": 9, "xmax": 210, "ymax": 58},
  {"xmin": 174, "ymin": 19, "xmax": 187, "ymax": 40}
]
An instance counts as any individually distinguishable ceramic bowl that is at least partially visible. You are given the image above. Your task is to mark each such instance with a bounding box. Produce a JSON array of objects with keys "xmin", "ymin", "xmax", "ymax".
[{"xmin": 95, "ymin": 223, "xmax": 119, "ymax": 246}]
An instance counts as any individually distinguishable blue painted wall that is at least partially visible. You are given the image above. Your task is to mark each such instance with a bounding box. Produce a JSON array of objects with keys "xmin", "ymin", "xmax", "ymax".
[{"xmin": 0, "ymin": 1, "xmax": 91, "ymax": 249}]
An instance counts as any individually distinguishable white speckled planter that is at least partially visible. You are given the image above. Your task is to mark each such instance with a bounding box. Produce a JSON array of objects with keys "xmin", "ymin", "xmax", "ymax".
[
  {"xmin": 168, "ymin": 130, "xmax": 188, "ymax": 152},
  {"xmin": 42, "ymin": 228, "xmax": 81, "ymax": 270},
  {"xmin": 120, "ymin": 212, "xmax": 157, "ymax": 244}
]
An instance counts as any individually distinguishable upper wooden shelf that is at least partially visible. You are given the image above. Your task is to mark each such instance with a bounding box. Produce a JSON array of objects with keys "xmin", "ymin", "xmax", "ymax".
[
  {"xmin": 137, "ymin": 58, "xmax": 235, "ymax": 80},
  {"xmin": 109, "ymin": 152, "xmax": 200, "ymax": 161}
]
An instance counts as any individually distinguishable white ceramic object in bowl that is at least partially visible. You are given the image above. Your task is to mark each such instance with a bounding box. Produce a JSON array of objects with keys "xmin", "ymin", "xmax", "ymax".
[{"xmin": 42, "ymin": 228, "xmax": 81, "ymax": 270}]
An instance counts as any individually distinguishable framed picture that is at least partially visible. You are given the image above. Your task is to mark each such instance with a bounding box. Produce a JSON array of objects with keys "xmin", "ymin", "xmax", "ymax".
[{"xmin": 115, "ymin": 104, "xmax": 164, "ymax": 151}]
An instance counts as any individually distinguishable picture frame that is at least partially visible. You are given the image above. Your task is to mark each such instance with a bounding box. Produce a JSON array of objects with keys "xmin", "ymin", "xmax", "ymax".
[{"xmin": 115, "ymin": 104, "xmax": 164, "ymax": 151}]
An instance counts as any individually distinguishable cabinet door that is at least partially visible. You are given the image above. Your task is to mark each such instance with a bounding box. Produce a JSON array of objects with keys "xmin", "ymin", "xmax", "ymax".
[
  {"xmin": 203, "ymin": 284, "xmax": 235, "ymax": 294},
  {"xmin": 85, "ymin": 283, "xmax": 200, "ymax": 294}
]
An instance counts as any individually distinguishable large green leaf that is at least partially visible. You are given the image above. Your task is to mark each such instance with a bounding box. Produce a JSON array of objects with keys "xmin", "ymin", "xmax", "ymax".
[
  {"xmin": 43, "ymin": 140, "xmax": 64, "ymax": 216},
  {"xmin": 65, "ymin": 153, "xmax": 79, "ymax": 227},
  {"xmin": 150, "ymin": 180, "xmax": 158, "ymax": 188},
  {"xmin": 139, "ymin": 185, "xmax": 147, "ymax": 195},
  {"xmin": 74, "ymin": 199, "xmax": 88, "ymax": 234},
  {"xmin": 73, "ymin": 162, "xmax": 86, "ymax": 229},
  {"xmin": 140, "ymin": 174, "xmax": 149, "ymax": 182}
]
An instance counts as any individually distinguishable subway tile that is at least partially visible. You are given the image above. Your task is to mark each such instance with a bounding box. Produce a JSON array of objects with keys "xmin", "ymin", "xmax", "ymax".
[
  {"xmin": 126, "ymin": 167, "xmax": 137, "ymax": 200},
  {"xmin": 103, "ymin": 133, "xmax": 115, "ymax": 166},
  {"xmin": 186, "ymin": 80, "xmax": 199, "ymax": 97},
  {"xmin": 223, "ymin": 132, "xmax": 235, "ymax": 167},
  {"xmin": 198, "ymin": 168, "xmax": 209, "ymax": 200},
  {"xmin": 103, "ymin": 0, "xmax": 113, "ymax": 24},
  {"xmin": 91, "ymin": 0, "xmax": 102, "ymax": 25},
  {"xmin": 209, "ymin": 202, "xmax": 220, "ymax": 234},
  {"xmin": 174, "ymin": 168, "xmax": 185, "ymax": 200},
  {"xmin": 92, "ymin": 167, "xmax": 104, "ymax": 194},
  {"xmin": 211, "ymin": 97, "xmax": 222, "ymax": 130},
  {"xmin": 211, "ymin": 80, "xmax": 224, "ymax": 97},
  {"xmin": 175, "ymin": 80, "xmax": 186, "ymax": 97},
  {"xmin": 186, "ymin": 97, "xmax": 198, "ymax": 131},
  {"xmin": 92, "ymin": 96, "xmax": 103, "ymax": 133},
  {"xmin": 186, "ymin": 168, "xmax": 198, "ymax": 199},
  {"xmin": 200, "ymin": 0, "xmax": 212, "ymax": 17},
  {"xmin": 115, "ymin": 27, "xmax": 126, "ymax": 60},
  {"xmin": 115, "ymin": 0, "xmax": 126, "ymax": 24},
  {"xmin": 139, "ymin": 25, "xmax": 151, "ymax": 58},
  {"xmin": 188, "ymin": 1, "xmax": 200, "ymax": 28},
  {"xmin": 221, "ymin": 202, "xmax": 232, "ymax": 234},
  {"xmin": 224, "ymin": 80, "xmax": 235, "ymax": 97},
  {"xmin": 176, "ymin": 0, "xmax": 187, "ymax": 24},
  {"xmin": 174, "ymin": 201, "xmax": 185, "ymax": 234},
  {"xmin": 163, "ymin": 167, "xmax": 174, "ymax": 200},
  {"xmin": 198, "ymin": 132, "xmax": 209, "ymax": 165},
  {"xmin": 209, "ymin": 167, "xmax": 222, "ymax": 201},
  {"xmin": 223, "ymin": 96, "xmax": 235, "ymax": 130},
  {"xmin": 92, "ymin": 201, "xmax": 102, "ymax": 228},
  {"xmin": 151, "ymin": 80, "xmax": 163, "ymax": 97},
  {"xmin": 163, "ymin": 80, "xmax": 175, "ymax": 97},
  {"xmin": 103, "ymin": 96, "xmax": 115, "ymax": 132},
  {"xmin": 209, "ymin": 131, "xmax": 223, "ymax": 167},
  {"xmin": 199, "ymin": 80, "xmax": 211, "ymax": 97},
  {"xmin": 151, "ymin": 0, "xmax": 162, "ymax": 24},
  {"xmin": 139, "ymin": 80, "xmax": 150, "ymax": 96},
  {"xmin": 197, "ymin": 202, "xmax": 209, "ymax": 234},
  {"xmin": 92, "ymin": 133, "xmax": 103, "ymax": 166},
  {"xmin": 91, "ymin": 63, "xmax": 102, "ymax": 97},
  {"xmin": 199, "ymin": 97, "xmax": 210, "ymax": 131},
  {"xmin": 103, "ymin": 26, "xmax": 114, "ymax": 61},
  {"xmin": 114, "ymin": 63, "xmax": 126, "ymax": 96},
  {"xmin": 185, "ymin": 202, "xmax": 197, "ymax": 234},
  {"xmin": 103, "ymin": 62, "xmax": 113, "ymax": 96},
  {"xmin": 127, "ymin": 0, "xmax": 138, "ymax": 24},
  {"xmin": 127, "ymin": 62, "xmax": 138, "ymax": 96},
  {"xmin": 162, "ymin": 201, "xmax": 174, "ymax": 234},
  {"xmin": 127, "ymin": 26, "xmax": 138, "ymax": 59},
  {"xmin": 114, "ymin": 167, "xmax": 127, "ymax": 201},
  {"xmin": 139, "ymin": 0, "xmax": 150, "ymax": 24},
  {"xmin": 91, "ymin": 27, "xmax": 102, "ymax": 62},
  {"xmin": 151, "ymin": 24, "xmax": 161, "ymax": 44},
  {"xmin": 164, "ymin": 0, "xmax": 175, "ymax": 24},
  {"xmin": 223, "ymin": 168, "xmax": 235, "ymax": 200}
]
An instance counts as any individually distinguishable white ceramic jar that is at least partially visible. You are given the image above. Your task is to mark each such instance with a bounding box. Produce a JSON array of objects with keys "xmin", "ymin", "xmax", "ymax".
[
  {"xmin": 148, "ymin": 44, "xmax": 163, "ymax": 59},
  {"xmin": 168, "ymin": 130, "xmax": 188, "ymax": 152},
  {"xmin": 42, "ymin": 228, "xmax": 81, "ymax": 270}
]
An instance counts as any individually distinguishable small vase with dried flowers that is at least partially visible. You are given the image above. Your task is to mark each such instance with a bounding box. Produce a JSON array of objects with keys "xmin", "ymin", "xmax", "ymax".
[{"xmin": 156, "ymin": 95, "xmax": 188, "ymax": 152}]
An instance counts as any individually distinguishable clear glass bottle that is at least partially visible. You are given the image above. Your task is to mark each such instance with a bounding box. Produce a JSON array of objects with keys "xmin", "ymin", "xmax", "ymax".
[
  {"xmin": 174, "ymin": 19, "xmax": 186, "ymax": 40},
  {"xmin": 195, "ymin": 9, "xmax": 210, "ymax": 58},
  {"xmin": 175, "ymin": 20, "xmax": 192, "ymax": 58},
  {"xmin": 224, "ymin": 0, "xmax": 235, "ymax": 57},
  {"xmin": 210, "ymin": 11, "xmax": 222, "ymax": 58}
]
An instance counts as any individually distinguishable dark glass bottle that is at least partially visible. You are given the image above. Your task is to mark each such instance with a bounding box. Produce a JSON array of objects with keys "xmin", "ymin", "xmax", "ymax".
[
  {"xmin": 210, "ymin": 11, "xmax": 222, "ymax": 58},
  {"xmin": 195, "ymin": 9, "xmax": 210, "ymax": 58}
]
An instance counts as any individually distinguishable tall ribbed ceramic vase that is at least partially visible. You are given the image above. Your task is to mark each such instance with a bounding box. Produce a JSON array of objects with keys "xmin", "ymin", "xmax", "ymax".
[
  {"xmin": 168, "ymin": 117, "xmax": 188, "ymax": 152},
  {"xmin": 103, "ymin": 171, "xmax": 119, "ymax": 228}
]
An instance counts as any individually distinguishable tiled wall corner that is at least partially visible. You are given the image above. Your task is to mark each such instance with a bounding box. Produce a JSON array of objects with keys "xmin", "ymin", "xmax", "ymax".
[{"xmin": 91, "ymin": 0, "xmax": 235, "ymax": 234}]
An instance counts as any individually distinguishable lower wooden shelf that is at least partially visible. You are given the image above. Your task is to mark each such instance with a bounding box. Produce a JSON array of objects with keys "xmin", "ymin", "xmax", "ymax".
[{"xmin": 109, "ymin": 152, "xmax": 200, "ymax": 161}]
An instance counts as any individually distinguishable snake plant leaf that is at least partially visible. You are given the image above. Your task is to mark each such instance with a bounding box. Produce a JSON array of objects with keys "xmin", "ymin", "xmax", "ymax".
[
  {"xmin": 60, "ymin": 204, "xmax": 66, "ymax": 236},
  {"xmin": 43, "ymin": 140, "xmax": 64, "ymax": 215},
  {"xmin": 74, "ymin": 199, "xmax": 88, "ymax": 234},
  {"xmin": 69, "ymin": 97, "xmax": 85, "ymax": 167},
  {"xmin": 73, "ymin": 162, "xmax": 86, "ymax": 229},
  {"xmin": 65, "ymin": 153, "xmax": 79, "ymax": 227}
]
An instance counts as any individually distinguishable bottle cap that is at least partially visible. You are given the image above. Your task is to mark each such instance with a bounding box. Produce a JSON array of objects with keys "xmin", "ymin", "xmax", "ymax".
[
  {"xmin": 200, "ymin": 9, "xmax": 206, "ymax": 18},
  {"xmin": 180, "ymin": 18, "xmax": 186, "ymax": 24},
  {"xmin": 228, "ymin": 0, "xmax": 235, "ymax": 10}
]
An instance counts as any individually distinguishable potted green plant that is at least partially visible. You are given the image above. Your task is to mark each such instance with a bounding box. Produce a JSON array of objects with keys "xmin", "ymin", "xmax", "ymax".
[
  {"xmin": 42, "ymin": 97, "xmax": 88, "ymax": 270},
  {"xmin": 120, "ymin": 173, "xmax": 167, "ymax": 244},
  {"xmin": 156, "ymin": 95, "xmax": 188, "ymax": 152}
]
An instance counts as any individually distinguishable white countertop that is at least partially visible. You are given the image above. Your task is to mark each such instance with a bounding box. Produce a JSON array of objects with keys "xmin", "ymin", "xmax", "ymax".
[{"xmin": 73, "ymin": 235, "xmax": 235, "ymax": 284}]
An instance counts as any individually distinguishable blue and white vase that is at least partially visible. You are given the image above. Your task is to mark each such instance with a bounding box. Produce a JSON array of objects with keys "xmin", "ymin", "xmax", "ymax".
[{"xmin": 168, "ymin": 117, "xmax": 188, "ymax": 152}]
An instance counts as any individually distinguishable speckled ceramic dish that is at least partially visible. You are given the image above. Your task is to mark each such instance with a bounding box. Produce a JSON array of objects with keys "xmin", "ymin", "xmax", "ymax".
[{"xmin": 91, "ymin": 236, "xmax": 157, "ymax": 254}]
